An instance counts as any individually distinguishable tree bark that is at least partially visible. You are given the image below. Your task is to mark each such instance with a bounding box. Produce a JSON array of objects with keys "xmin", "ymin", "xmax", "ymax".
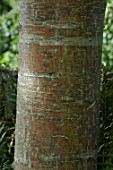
[{"xmin": 14, "ymin": 0, "xmax": 106, "ymax": 169}]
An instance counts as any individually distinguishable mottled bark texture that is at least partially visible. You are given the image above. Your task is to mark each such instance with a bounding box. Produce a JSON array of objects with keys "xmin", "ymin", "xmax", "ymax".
[{"xmin": 14, "ymin": 0, "xmax": 106, "ymax": 170}]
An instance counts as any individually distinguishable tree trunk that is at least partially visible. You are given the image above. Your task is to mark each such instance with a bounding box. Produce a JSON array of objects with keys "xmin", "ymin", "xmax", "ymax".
[{"xmin": 14, "ymin": 0, "xmax": 106, "ymax": 170}]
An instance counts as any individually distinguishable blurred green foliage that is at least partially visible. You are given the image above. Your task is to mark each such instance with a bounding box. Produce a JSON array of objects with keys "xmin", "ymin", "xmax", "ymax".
[
  {"xmin": 102, "ymin": 0, "xmax": 113, "ymax": 70},
  {"xmin": 0, "ymin": 0, "xmax": 19, "ymax": 69},
  {"xmin": 0, "ymin": 0, "xmax": 17, "ymax": 15}
]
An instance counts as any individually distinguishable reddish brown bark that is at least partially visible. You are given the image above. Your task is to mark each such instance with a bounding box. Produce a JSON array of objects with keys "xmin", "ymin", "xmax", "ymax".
[{"xmin": 14, "ymin": 0, "xmax": 106, "ymax": 169}]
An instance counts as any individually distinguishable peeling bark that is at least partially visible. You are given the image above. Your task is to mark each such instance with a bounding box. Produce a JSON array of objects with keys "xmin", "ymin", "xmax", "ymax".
[{"xmin": 14, "ymin": 0, "xmax": 106, "ymax": 170}]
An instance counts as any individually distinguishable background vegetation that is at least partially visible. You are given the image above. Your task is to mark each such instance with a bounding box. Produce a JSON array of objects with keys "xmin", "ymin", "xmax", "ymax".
[
  {"xmin": 0, "ymin": 0, "xmax": 19, "ymax": 69},
  {"xmin": 97, "ymin": 1, "xmax": 113, "ymax": 169},
  {"xmin": 102, "ymin": 0, "xmax": 113, "ymax": 70},
  {"xmin": 0, "ymin": 0, "xmax": 113, "ymax": 169},
  {"xmin": 0, "ymin": 0, "xmax": 18, "ymax": 169}
]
